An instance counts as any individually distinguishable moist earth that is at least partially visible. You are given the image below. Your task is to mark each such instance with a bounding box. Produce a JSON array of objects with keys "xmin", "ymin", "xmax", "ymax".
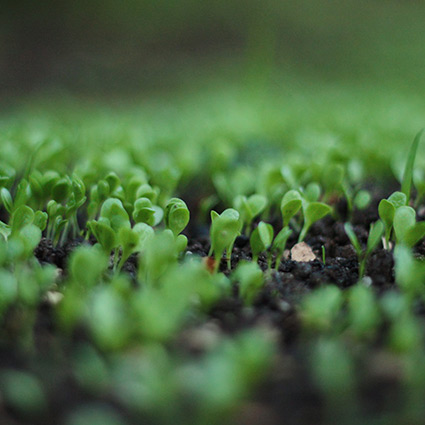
[{"xmin": 1, "ymin": 191, "xmax": 418, "ymax": 425}]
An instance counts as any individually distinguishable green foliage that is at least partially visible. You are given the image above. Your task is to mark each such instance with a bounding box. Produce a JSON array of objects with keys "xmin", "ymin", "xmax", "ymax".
[
  {"xmin": 344, "ymin": 221, "xmax": 384, "ymax": 278},
  {"xmin": 394, "ymin": 245, "xmax": 425, "ymax": 298},
  {"xmin": 0, "ymin": 370, "xmax": 47, "ymax": 415},
  {"xmin": 280, "ymin": 190, "xmax": 302, "ymax": 228},
  {"xmin": 347, "ymin": 284, "xmax": 380, "ymax": 338},
  {"xmin": 301, "ymin": 286, "xmax": 344, "ymax": 333},
  {"xmin": 133, "ymin": 197, "xmax": 161, "ymax": 226},
  {"xmin": 401, "ymin": 129, "xmax": 423, "ymax": 205},
  {"xmin": 234, "ymin": 261, "xmax": 264, "ymax": 305},
  {"xmin": 298, "ymin": 201, "xmax": 332, "ymax": 242},
  {"xmin": 65, "ymin": 406, "xmax": 126, "ymax": 425},
  {"xmin": 353, "ymin": 189, "xmax": 371, "ymax": 210},
  {"xmin": 378, "ymin": 191, "xmax": 407, "ymax": 248},
  {"xmin": 271, "ymin": 226, "xmax": 292, "ymax": 270},
  {"xmin": 164, "ymin": 198, "xmax": 189, "ymax": 236},
  {"xmin": 2, "ymin": 87, "xmax": 425, "ymax": 424},
  {"xmin": 393, "ymin": 206, "xmax": 425, "ymax": 247},
  {"xmin": 234, "ymin": 194, "xmax": 267, "ymax": 234},
  {"xmin": 209, "ymin": 208, "xmax": 242, "ymax": 271},
  {"xmin": 249, "ymin": 221, "xmax": 273, "ymax": 263},
  {"xmin": 380, "ymin": 291, "xmax": 422, "ymax": 353},
  {"xmin": 69, "ymin": 246, "xmax": 109, "ymax": 288}
]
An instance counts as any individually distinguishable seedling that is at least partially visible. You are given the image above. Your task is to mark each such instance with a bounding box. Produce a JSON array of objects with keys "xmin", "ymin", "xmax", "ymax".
[
  {"xmin": 249, "ymin": 221, "xmax": 273, "ymax": 265},
  {"xmin": 413, "ymin": 168, "xmax": 425, "ymax": 207},
  {"xmin": 347, "ymin": 284, "xmax": 380, "ymax": 338},
  {"xmin": 378, "ymin": 191, "xmax": 407, "ymax": 248},
  {"xmin": 353, "ymin": 189, "xmax": 371, "ymax": 210},
  {"xmin": 393, "ymin": 206, "xmax": 425, "ymax": 248},
  {"xmin": 344, "ymin": 221, "xmax": 384, "ymax": 278},
  {"xmin": 298, "ymin": 201, "xmax": 332, "ymax": 242},
  {"xmin": 401, "ymin": 129, "xmax": 423, "ymax": 205},
  {"xmin": 233, "ymin": 261, "xmax": 264, "ymax": 305},
  {"xmin": 88, "ymin": 198, "xmax": 131, "ymax": 268},
  {"xmin": 133, "ymin": 197, "xmax": 163, "ymax": 226},
  {"xmin": 234, "ymin": 194, "xmax": 267, "ymax": 235},
  {"xmin": 271, "ymin": 226, "xmax": 292, "ymax": 270},
  {"xmin": 280, "ymin": 190, "xmax": 302, "ymax": 227},
  {"xmin": 380, "ymin": 291, "xmax": 422, "ymax": 353},
  {"xmin": 301, "ymin": 285, "xmax": 344, "ymax": 333},
  {"xmin": 303, "ymin": 182, "xmax": 321, "ymax": 203},
  {"xmin": 209, "ymin": 209, "xmax": 242, "ymax": 272},
  {"xmin": 394, "ymin": 244, "xmax": 425, "ymax": 298},
  {"xmin": 164, "ymin": 198, "xmax": 190, "ymax": 236}
]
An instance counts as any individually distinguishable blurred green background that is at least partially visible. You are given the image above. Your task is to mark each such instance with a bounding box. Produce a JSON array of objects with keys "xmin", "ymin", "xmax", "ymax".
[{"xmin": 2, "ymin": 0, "xmax": 425, "ymax": 96}]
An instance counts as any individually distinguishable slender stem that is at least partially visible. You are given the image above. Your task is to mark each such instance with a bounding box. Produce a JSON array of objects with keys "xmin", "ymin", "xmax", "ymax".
[{"xmin": 358, "ymin": 257, "xmax": 366, "ymax": 279}]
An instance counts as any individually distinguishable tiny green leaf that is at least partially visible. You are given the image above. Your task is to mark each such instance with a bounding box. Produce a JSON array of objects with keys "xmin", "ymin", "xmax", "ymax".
[
  {"xmin": 132, "ymin": 198, "xmax": 156, "ymax": 225},
  {"xmin": 1, "ymin": 188, "xmax": 13, "ymax": 213},
  {"xmin": 33, "ymin": 211, "xmax": 48, "ymax": 231},
  {"xmin": 365, "ymin": 220, "xmax": 384, "ymax": 256},
  {"xmin": 234, "ymin": 261, "xmax": 264, "ymax": 305},
  {"xmin": 281, "ymin": 190, "xmax": 302, "ymax": 227},
  {"xmin": 353, "ymin": 190, "xmax": 371, "ymax": 210},
  {"xmin": 388, "ymin": 191, "xmax": 407, "ymax": 208},
  {"xmin": 394, "ymin": 206, "xmax": 416, "ymax": 244},
  {"xmin": 403, "ymin": 222, "xmax": 425, "ymax": 248},
  {"xmin": 164, "ymin": 198, "xmax": 190, "ymax": 236},
  {"xmin": 304, "ymin": 182, "xmax": 321, "ymax": 202},
  {"xmin": 344, "ymin": 223, "xmax": 362, "ymax": 256},
  {"xmin": 88, "ymin": 220, "xmax": 117, "ymax": 254},
  {"xmin": 52, "ymin": 177, "xmax": 72, "ymax": 203},
  {"xmin": 100, "ymin": 198, "xmax": 130, "ymax": 232},
  {"xmin": 11, "ymin": 205, "xmax": 34, "ymax": 236},
  {"xmin": 250, "ymin": 221, "xmax": 273, "ymax": 262},
  {"xmin": 299, "ymin": 202, "xmax": 332, "ymax": 242},
  {"xmin": 378, "ymin": 199, "xmax": 395, "ymax": 230},
  {"xmin": 209, "ymin": 208, "xmax": 241, "ymax": 270}
]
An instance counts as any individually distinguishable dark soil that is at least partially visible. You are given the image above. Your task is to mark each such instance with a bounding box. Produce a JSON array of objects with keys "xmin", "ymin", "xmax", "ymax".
[{"xmin": 2, "ymin": 190, "xmax": 419, "ymax": 425}]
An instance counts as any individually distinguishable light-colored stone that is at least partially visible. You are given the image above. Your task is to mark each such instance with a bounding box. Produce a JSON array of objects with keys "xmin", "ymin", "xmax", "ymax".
[
  {"xmin": 291, "ymin": 242, "xmax": 316, "ymax": 262},
  {"xmin": 44, "ymin": 291, "xmax": 64, "ymax": 306}
]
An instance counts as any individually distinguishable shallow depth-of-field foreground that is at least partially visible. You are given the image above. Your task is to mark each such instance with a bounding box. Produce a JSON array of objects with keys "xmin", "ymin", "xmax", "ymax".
[{"xmin": 2, "ymin": 78, "xmax": 425, "ymax": 425}]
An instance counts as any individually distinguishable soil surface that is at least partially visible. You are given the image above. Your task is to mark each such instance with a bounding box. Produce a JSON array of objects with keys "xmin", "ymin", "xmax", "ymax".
[{"xmin": 2, "ymin": 189, "xmax": 421, "ymax": 425}]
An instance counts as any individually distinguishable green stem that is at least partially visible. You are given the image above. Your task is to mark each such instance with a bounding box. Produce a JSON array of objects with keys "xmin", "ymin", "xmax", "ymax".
[{"xmin": 358, "ymin": 257, "xmax": 366, "ymax": 279}]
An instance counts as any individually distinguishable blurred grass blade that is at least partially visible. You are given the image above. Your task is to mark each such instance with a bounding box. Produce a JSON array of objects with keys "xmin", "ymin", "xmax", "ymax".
[{"xmin": 402, "ymin": 129, "xmax": 423, "ymax": 204}]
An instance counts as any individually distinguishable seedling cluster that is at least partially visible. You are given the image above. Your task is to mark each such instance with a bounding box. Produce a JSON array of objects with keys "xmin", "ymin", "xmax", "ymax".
[{"xmin": 1, "ymin": 100, "xmax": 425, "ymax": 425}]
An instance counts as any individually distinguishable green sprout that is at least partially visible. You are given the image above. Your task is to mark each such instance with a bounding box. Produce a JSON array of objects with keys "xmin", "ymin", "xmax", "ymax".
[
  {"xmin": 394, "ymin": 244, "xmax": 425, "ymax": 299},
  {"xmin": 393, "ymin": 206, "xmax": 425, "ymax": 248},
  {"xmin": 88, "ymin": 197, "xmax": 149, "ymax": 271},
  {"xmin": 401, "ymin": 129, "xmax": 423, "ymax": 205},
  {"xmin": 381, "ymin": 291, "xmax": 422, "ymax": 353},
  {"xmin": 164, "ymin": 197, "xmax": 190, "ymax": 236},
  {"xmin": 270, "ymin": 226, "xmax": 292, "ymax": 270},
  {"xmin": 378, "ymin": 191, "xmax": 407, "ymax": 249},
  {"xmin": 280, "ymin": 190, "xmax": 302, "ymax": 228},
  {"xmin": 352, "ymin": 189, "xmax": 371, "ymax": 210},
  {"xmin": 301, "ymin": 285, "xmax": 344, "ymax": 333},
  {"xmin": 303, "ymin": 182, "xmax": 321, "ymax": 203},
  {"xmin": 0, "ymin": 370, "xmax": 47, "ymax": 416},
  {"xmin": 249, "ymin": 221, "xmax": 274, "ymax": 265},
  {"xmin": 344, "ymin": 221, "xmax": 384, "ymax": 278},
  {"xmin": 132, "ymin": 197, "xmax": 163, "ymax": 226},
  {"xmin": 209, "ymin": 208, "xmax": 242, "ymax": 272},
  {"xmin": 233, "ymin": 261, "xmax": 264, "ymax": 305},
  {"xmin": 298, "ymin": 201, "xmax": 332, "ymax": 242},
  {"xmin": 347, "ymin": 284, "xmax": 380, "ymax": 339},
  {"xmin": 233, "ymin": 194, "xmax": 267, "ymax": 235}
]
